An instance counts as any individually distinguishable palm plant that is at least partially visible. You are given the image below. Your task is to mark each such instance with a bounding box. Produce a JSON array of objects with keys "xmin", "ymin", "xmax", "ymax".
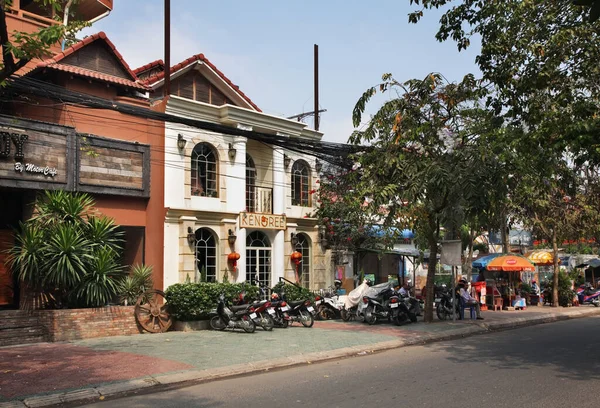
[
  {"xmin": 6, "ymin": 191, "xmax": 126, "ymax": 309},
  {"xmin": 117, "ymin": 264, "xmax": 154, "ymax": 306}
]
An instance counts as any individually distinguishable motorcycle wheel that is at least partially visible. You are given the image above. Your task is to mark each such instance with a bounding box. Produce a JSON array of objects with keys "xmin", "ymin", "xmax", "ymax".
[
  {"xmin": 316, "ymin": 305, "xmax": 328, "ymax": 320},
  {"xmin": 280, "ymin": 318, "xmax": 289, "ymax": 328},
  {"xmin": 364, "ymin": 306, "xmax": 377, "ymax": 325},
  {"xmin": 261, "ymin": 315, "xmax": 275, "ymax": 331},
  {"xmin": 210, "ymin": 316, "xmax": 226, "ymax": 331},
  {"xmin": 594, "ymin": 300, "xmax": 600, "ymax": 307},
  {"xmin": 341, "ymin": 308, "xmax": 351, "ymax": 322},
  {"xmin": 393, "ymin": 313, "xmax": 404, "ymax": 326},
  {"xmin": 436, "ymin": 303, "xmax": 447, "ymax": 321},
  {"xmin": 300, "ymin": 310, "xmax": 314, "ymax": 327},
  {"xmin": 242, "ymin": 317, "xmax": 256, "ymax": 333},
  {"xmin": 408, "ymin": 312, "xmax": 418, "ymax": 323}
]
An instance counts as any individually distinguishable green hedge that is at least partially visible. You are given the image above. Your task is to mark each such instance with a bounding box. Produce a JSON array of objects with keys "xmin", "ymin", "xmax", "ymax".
[
  {"xmin": 272, "ymin": 282, "xmax": 316, "ymax": 302},
  {"xmin": 165, "ymin": 282, "xmax": 260, "ymax": 321}
]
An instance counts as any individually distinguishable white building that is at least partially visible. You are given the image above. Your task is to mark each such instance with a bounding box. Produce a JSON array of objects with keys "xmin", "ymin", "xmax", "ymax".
[{"xmin": 136, "ymin": 55, "xmax": 330, "ymax": 290}]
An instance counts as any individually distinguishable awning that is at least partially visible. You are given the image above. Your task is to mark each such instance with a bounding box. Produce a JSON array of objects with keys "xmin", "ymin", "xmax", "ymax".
[
  {"xmin": 575, "ymin": 258, "xmax": 600, "ymax": 269},
  {"xmin": 524, "ymin": 250, "xmax": 560, "ymax": 266},
  {"xmin": 472, "ymin": 253, "xmax": 503, "ymax": 269}
]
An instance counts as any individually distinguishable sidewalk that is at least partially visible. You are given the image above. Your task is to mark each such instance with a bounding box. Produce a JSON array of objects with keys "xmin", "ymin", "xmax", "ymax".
[{"xmin": 1, "ymin": 305, "xmax": 599, "ymax": 408}]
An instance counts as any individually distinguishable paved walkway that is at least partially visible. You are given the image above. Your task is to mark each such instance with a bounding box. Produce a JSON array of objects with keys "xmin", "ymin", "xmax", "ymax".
[{"xmin": 1, "ymin": 305, "xmax": 599, "ymax": 407}]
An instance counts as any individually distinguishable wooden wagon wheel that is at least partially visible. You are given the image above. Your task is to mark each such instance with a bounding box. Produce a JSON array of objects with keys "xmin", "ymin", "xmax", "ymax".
[{"xmin": 135, "ymin": 290, "xmax": 173, "ymax": 333}]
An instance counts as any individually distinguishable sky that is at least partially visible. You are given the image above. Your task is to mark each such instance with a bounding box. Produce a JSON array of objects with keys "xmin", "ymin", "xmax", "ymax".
[{"xmin": 82, "ymin": 0, "xmax": 481, "ymax": 144}]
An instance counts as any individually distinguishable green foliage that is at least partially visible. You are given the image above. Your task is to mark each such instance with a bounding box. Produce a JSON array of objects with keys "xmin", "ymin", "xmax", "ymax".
[
  {"xmin": 117, "ymin": 264, "xmax": 154, "ymax": 306},
  {"xmin": 272, "ymin": 282, "xmax": 316, "ymax": 302},
  {"xmin": 545, "ymin": 271, "xmax": 576, "ymax": 307},
  {"xmin": 0, "ymin": 0, "xmax": 90, "ymax": 82},
  {"xmin": 165, "ymin": 282, "xmax": 260, "ymax": 321},
  {"xmin": 7, "ymin": 191, "xmax": 125, "ymax": 308}
]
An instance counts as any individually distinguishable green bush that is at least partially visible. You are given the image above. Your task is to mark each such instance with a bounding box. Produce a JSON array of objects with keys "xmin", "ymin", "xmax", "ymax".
[
  {"xmin": 545, "ymin": 271, "xmax": 576, "ymax": 307},
  {"xmin": 272, "ymin": 282, "xmax": 316, "ymax": 302},
  {"xmin": 165, "ymin": 282, "xmax": 260, "ymax": 321},
  {"xmin": 117, "ymin": 264, "xmax": 154, "ymax": 306}
]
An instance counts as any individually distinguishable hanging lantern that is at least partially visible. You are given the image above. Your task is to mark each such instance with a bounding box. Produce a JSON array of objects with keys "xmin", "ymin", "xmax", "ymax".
[
  {"xmin": 228, "ymin": 251, "xmax": 241, "ymax": 268},
  {"xmin": 291, "ymin": 251, "xmax": 303, "ymax": 265}
]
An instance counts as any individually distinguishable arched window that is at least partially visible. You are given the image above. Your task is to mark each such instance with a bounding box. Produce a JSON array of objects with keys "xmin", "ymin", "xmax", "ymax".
[
  {"xmin": 191, "ymin": 143, "xmax": 218, "ymax": 197},
  {"xmin": 195, "ymin": 228, "xmax": 217, "ymax": 282},
  {"xmin": 296, "ymin": 233, "xmax": 311, "ymax": 289},
  {"xmin": 291, "ymin": 160, "xmax": 310, "ymax": 207},
  {"xmin": 246, "ymin": 154, "xmax": 256, "ymax": 212},
  {"xmin": 246, "ymin": 231, "xmax": 271, "ymax": 288}
]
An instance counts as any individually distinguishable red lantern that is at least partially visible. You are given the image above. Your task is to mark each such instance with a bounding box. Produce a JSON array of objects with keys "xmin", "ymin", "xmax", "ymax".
[
  {"xmin": 228, "ymin": 251, "xmax": 241, "ymax": 268},
  {"xmin": 290, "ymin": 251, "xmax": 303, "ymax": 265}
]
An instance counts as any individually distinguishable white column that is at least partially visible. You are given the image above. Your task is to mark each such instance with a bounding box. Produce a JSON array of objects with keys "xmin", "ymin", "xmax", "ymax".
[
  {"xmin": 236, "ymin": 227, "xmax": 247, "ymax": 283},
  {"xmin": 273, "ymin": 147, "xmax": 285, "ymax": 214},
  {"xmin": 227, "ymin": 136, "xmax": 247, "ymax": 213},
  {"xmin": 273, "ymin": 230, "xmax": 285, "ymax": 286}
]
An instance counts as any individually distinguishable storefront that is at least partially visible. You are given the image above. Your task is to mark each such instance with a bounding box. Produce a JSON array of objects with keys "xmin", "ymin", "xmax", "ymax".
[{"xmin": 0, "ymin": 115, "xmax": 152, "ymax": 307}]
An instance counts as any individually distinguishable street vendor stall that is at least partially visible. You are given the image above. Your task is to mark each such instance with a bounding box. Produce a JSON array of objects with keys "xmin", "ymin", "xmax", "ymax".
[{"xmin": 487, "ymin": 255, "xmax": 536, "ymax": 309}]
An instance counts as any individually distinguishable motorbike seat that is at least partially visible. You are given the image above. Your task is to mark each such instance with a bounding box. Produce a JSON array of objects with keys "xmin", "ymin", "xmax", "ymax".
[
  {"xmin": 230, "ymin": 304, "xmax": 249, "ymax": 312},
  {"xmin": 287, "ymin": 300, "xmax": 306, "ymax": 308}
]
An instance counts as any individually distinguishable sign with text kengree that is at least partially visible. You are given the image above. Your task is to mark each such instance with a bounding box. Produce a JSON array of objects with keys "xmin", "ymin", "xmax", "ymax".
[{"xmin": 239, "ymin": 212, "xmax": 286, "ymax": 230}]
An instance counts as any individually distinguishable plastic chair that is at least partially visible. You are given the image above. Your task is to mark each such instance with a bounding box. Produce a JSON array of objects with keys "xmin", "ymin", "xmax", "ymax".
[{"xmin": 459, "ymin": 298, "xmax": 476, "ymax": 320}]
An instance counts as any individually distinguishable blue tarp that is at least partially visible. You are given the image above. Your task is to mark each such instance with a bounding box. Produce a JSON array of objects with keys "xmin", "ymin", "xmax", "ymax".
[
  {"xmin": 471, "ymin": 253, "xmax": 503, "ymax": 269},
  {"xmin": 367, "ymin": 225, "xmax": 415, "ymax": 239}
]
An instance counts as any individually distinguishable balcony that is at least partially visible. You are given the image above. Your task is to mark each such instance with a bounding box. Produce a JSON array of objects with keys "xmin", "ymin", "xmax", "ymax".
[
  {"xmin": 7, "ymin": 0, "xmax": 112, "ymax": 29},
  {"xmin": 246, "ymin": 185, "xmax": 273, "ymax": 214}
]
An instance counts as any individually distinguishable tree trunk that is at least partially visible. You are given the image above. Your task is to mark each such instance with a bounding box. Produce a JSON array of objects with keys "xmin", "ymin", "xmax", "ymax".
[
  {"xmin": 501, "ymin": 214, "xmax": 509, "ymax": 254},
  {"xmin": 463, "ymin": 225, "xmax": 475, "ymax": 281},
  {"xmin": 552, "ymin": 228, "xmax": 559, "ymax": 307},
  {"xmin": 424, "ymin": 236, "xmax": 438, "ymax": 323}
]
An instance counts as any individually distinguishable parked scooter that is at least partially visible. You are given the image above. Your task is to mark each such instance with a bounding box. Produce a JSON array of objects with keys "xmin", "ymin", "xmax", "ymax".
[
  {"xmin": 435, "ymin": 286, "xmax": 460, "ymax": 320},
  {"xmin": 315, "ymin": 280, "xmax": 346, "ymax": 320},
  {"xmin": 362, "ymin": 286, "xmax": 398, "ymax": 325},
  {"xmin": 577, "ymin": 283, "xmax": 600, "ymax": 306},
  {"xmin": 269, "ymin": 293, "xmax": 291, "ymax": 328},
  {"xmin": 280, "ymin": 290, "xmax": 315, "ymax": 327},
  {"xmin": 210, "ymin": 293, "xmax": 256, "ymax": 333}
]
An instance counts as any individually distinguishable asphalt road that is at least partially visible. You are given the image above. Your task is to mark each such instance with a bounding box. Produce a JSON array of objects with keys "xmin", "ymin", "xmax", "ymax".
[{"xmin": 83, "ymin": 317, "xmax": 600, "ymax": 408}]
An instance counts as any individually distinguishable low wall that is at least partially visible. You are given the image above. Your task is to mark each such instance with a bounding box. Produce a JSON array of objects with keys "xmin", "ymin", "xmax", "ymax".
[{"xmin": 34, "ymin": 306, "xmax": 142, "ymax": 342}]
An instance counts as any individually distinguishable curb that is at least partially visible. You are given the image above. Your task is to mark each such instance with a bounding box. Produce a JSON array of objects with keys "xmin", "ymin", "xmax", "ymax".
[{"xmin": 3, "ymin": 308, "xmax": 600, "ymax": 408}]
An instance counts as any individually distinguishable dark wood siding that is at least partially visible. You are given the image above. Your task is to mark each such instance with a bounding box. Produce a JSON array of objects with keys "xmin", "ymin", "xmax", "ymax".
[
  {"xmin": 62, "ymin": 43, "xmax": 131, "ymax": 79},
  {"xmin": 168, "ymin": 70, "xmax": 235, "ymax": 107}
]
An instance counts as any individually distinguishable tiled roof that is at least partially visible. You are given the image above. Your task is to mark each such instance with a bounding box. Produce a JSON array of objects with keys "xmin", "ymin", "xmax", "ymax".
[
  {"xmin": 142, "ymin": 54, "xmax": 261, "ymax": 112},
  {"xmin": 133, "ymin": 59, "xmax": 164, "ymax": 75},
  {"xmin": 32, "ymin": 32, "xmax": 149, "ymax": 91}
]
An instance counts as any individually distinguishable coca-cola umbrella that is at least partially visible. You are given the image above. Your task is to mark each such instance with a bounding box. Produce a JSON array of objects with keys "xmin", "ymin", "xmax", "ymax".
[{"xmin": 486, "ymin": 255, "xmax": 536, "ymax": 272}]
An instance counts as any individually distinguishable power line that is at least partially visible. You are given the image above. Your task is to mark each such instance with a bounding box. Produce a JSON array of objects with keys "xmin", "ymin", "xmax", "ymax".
[{"xmin": 3, "ymin": 76, "xmax": 368, "ymax": 168}]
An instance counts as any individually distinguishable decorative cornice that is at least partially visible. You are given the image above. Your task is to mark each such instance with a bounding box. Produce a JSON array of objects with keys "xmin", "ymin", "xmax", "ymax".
[{"xmin": 165, "ymin": 96, "xmax": 324, "ymax": 142}]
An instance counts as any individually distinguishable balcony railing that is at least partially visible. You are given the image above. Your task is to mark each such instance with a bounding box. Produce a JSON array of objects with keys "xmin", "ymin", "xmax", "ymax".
[{"xmin": 246, "ymin": 185, "xmax": 273, "ymax": 214}]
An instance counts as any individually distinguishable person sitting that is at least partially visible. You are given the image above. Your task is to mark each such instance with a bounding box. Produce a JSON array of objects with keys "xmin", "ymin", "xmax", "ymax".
[
  {"xmin": 458, "ymin": 278, "xmax": 484, "ymax": 320},
  {"xmin": 531, "ymin": 280, "xmax": 541, "ymax": 296},
  {"xmin": 399, "ymin": 281, "xmax": 410, "ymax": 297}
]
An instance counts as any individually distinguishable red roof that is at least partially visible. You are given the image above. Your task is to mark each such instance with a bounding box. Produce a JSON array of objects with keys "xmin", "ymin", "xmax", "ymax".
[
  {"xmin": 33, "ymin": 32, "xmax": 149, "ymax": 91},
  {"xmin": 133, "ymin": 59, "xmax": 164, "ymax": 75},
  {"xmin": 142, "ymin": 54, "xmax": 261, "ymax": 112}
]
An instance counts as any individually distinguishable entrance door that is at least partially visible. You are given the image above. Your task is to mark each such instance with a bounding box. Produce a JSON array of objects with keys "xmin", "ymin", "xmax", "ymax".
[
  {"xmin": 0, "ymin": 230, "xmax": 14, "ymax": 307},
  {"xmin": 246, "ymin": 231, "xmax": 271, "ymax": 288}
]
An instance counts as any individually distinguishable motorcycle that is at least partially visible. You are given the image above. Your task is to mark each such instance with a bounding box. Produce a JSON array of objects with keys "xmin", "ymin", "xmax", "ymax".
[
  {"xmin": 341, "ymin": 279, "xmax": 371, "ymax": 321},
  {"xmin": 269, "ymin": 293, "xmax": 291, "ymax": 328},
  {"xmin": 210, "ymin": 293, "xmax": 256, "ymax": 333},
  {"xmin": 577, "ymin": 283, "xmax": 600, "ymax": 306},
  {"xmin": 232, "ymin": 290, "xmax": 275, "ymax": 331},
  {"xmin": 284, "ymin": 299, "xmax": 315, "ymax": 327},
  {"xmin": 435, "ymin": 286, "xmax": 460, "ymax": 320},
  {"xmin": 362, "ymin": 286, "xmax": 398, "ymax": 325},
  {"xmin": 315, "ymin": 280, "xmax": 347, "ymax": 320}
]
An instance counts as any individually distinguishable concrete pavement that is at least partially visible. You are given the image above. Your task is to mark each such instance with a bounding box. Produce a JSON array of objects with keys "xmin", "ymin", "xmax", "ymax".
[{"xmin": 1, "ymin": 305, "xmax": 599, "ymax": 407}]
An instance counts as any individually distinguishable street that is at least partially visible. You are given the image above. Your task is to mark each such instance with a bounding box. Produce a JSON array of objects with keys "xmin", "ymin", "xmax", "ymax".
[{"xmin": 81, "ymin": 316, "xmax": 600, "ymax": 408}]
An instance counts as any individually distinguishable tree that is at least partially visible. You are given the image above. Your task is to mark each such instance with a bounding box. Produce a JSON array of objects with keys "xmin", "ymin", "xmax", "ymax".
[
  {"xmin": 350, "ymin": 72, "xmax": 494, "ymax": 322},
  {"xmin": 0, "ymin": 0, "xmax": 88, "ymax": 83},
  {"xmin": 408, "ymin": 1, "xmax": 600, "ymax": 165}
]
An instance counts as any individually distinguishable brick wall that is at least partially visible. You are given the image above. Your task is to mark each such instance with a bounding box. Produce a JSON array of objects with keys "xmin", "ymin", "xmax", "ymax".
[{"xmin": 34, "ymin": 306, "xmax": 142, "ymax": 342}]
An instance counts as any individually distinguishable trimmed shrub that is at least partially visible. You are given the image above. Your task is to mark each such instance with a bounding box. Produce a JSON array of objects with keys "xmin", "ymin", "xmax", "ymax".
[
  {"xmin": 165, "ymin": 282, "xmax": 260, "ymax": 321},
  {"xmin": 272, "ymin": 282, "xmax": 316, "ymax": 302}
]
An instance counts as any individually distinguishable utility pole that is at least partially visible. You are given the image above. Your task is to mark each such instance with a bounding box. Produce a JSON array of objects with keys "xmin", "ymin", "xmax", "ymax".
[
  {"xmin": 164, "ymin": 0, "xmax": 171, "ymax": 97},
  {"xmin": 314, "ymin": 44, "xmax": 319, "ymax": 131}
]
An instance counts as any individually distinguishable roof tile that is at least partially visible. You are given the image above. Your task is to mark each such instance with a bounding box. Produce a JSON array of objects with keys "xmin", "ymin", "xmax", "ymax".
[{"xmin": 141, "ymin": 53, "xmax": 261, "ymax": 112}]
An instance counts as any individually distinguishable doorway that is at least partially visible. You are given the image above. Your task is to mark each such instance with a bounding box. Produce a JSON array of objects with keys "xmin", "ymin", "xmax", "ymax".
[{"xmin": 246, "ymin": 231, "xmax": 271, "ymax": 288}]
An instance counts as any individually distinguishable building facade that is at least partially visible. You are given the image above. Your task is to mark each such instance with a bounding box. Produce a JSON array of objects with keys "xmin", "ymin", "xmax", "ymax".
[
  {"xmin": 137, "ymin": 55, "xmax": 331, "ymax": 290},
  {"xmin": 0, "ymin": 3, "xmax": 165, "ymax": 308}
]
